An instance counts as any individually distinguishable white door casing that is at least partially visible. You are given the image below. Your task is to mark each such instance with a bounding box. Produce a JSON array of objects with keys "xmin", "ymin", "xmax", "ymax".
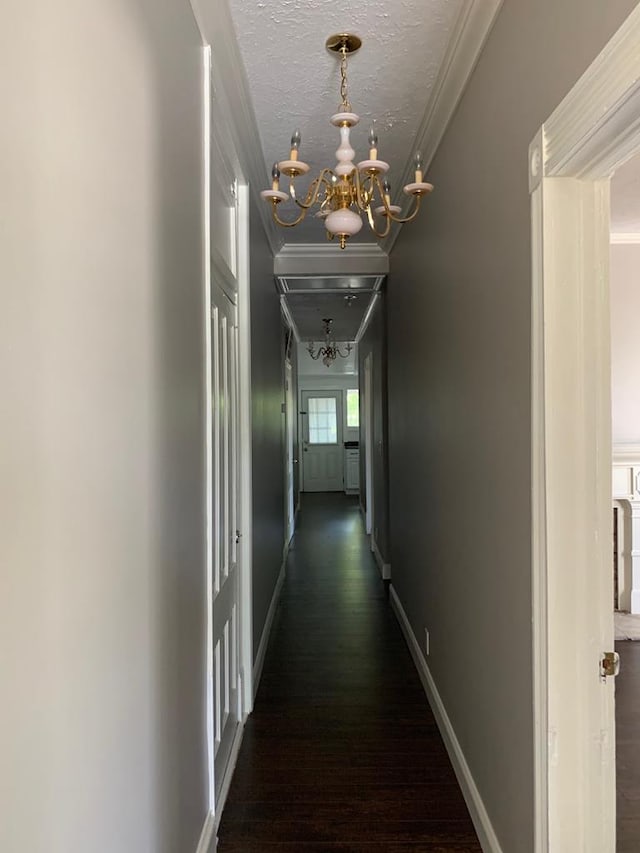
[
  {"xmin": 530, "ymin": 7, "xmax": 640, "ymax": 850},
  {"xmin": 211, "ymin": 281, "xmax": 241, "ymax": 804},
  {"xmin": 206, "ymin": 57, "xmax": 253, "ymax": 822},
  {"xmin": 301, "ymin": 390, "xmax": 344, "ymax": 492}
]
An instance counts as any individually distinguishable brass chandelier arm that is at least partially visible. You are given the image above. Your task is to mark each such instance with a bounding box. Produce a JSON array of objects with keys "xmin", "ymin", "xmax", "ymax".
[
  {"xmin": 270, "ymin": 171, "xmax": 339, "ymax": 227},
  {"xmin": 369, "ymin": 208, "xmax": 393, "ymax": 240},
  {"xmin": 388, "ymin": 193, "xmax": 422, "ymax": 224},
  {"xmin": 372, "ymin": 174, "xmax": 423, "ymax": 224},
  {"xmin": 352, "ymin": 169, "xmax": 376, "ymax": 211},
  {"xmin": 291, "ymin": 169, "xmax": 336, "ymax": 210},
  {"xmin": 270, "ymin": 199, "xmax": 310, "ymax": 228}
]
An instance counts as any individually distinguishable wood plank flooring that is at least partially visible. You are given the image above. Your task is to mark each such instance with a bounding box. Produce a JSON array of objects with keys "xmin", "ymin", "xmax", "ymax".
[
  {"xmin": 217, "ymin": 493, "xmax": 481, "ymax": 851},
  {"xmin": 617, "ymin": 640, "xmax": 640, "ymax": 852}
]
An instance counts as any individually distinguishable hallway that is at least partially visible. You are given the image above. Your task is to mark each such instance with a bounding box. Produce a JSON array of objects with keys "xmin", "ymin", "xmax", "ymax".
[{"xmin": 217, "ymin": 494, "xmax": 481, "ymax": 851}]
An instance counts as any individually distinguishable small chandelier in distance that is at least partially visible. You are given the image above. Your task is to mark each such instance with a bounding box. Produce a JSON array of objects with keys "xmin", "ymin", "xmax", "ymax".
[
  {"xmin": 307, "ymin": 318, "xmax": 353, "ymax": 367},
  {"xmin": 260, "ymin": 33, "xmax": 433, "ymax": 250}
]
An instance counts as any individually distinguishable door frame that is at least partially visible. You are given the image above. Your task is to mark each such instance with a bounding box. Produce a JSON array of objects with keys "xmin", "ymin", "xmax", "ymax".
[
  {"xmin": 203, "ymin": 47, "xmax": 253, "ymax": 825},
  {"xmin": 530, "ymin": 7, "xmax": 640, "ymax": 850},
  {"xmin": 236, "ymin": 179, "xmax": 253, "ymax": 722},
  {"xmin": 363, "ymin": 353, "xmax": 374, "ymax": 537}
]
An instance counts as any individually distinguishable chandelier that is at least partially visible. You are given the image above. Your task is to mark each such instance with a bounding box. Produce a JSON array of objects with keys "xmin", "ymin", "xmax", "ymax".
[
  {"xmin": 307, "ymin": 318, "xmax": 353, "ymax": 367},
  {"xmin": 260, "ymin": 33, "xmax": 433, "ymax": 250}
]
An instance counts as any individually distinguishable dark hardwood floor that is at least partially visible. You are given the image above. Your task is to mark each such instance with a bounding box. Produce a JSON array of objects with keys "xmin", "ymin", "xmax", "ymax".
[
  {"xmin": 217, "ymin": 493, "xmax": 482, "ymax": 852},
  {"xmin": 617, "ymin": 640, "xmax": 640, "ymax": 853}
]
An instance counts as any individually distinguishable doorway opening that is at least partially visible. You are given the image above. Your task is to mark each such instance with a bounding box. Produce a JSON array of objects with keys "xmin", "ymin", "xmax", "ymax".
[
  {"xmin": 530, "ymin": 6, "xmax": 640, "ymax": 849},
  {"xmin": 610, "ymin": 151, "xmax": 640, "ymax": 850}
]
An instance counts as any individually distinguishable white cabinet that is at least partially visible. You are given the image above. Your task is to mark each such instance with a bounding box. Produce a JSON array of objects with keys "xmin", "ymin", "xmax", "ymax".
[{"xmin": 345, "ymin": 446, "xmax": 360, "ymax": 493}]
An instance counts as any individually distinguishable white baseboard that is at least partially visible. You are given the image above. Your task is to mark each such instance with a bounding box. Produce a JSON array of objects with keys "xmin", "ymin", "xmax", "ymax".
[
  {"xmin": 196, "ymin": 811, "xmax": 216, "ymax": 853},
  {"xmin": 372, "ymin": 535, "xmax": 391, "ymax": 580},
  {"xmin": 389, "ymin": 586, "xmax": 504, "ymax": 853},
  {"xmin": 212, "ymin": 719, "xmax": 244, "ymax": 837},
  {"xmin": 252, "ymin": 553, "xmax": 287, "ymax": 700}
]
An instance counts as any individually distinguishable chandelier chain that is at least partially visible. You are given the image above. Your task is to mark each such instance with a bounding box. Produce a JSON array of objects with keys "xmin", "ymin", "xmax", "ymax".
[{"xmin": 340, "ymin": 47, "xmax": 351, "ymax": 112}]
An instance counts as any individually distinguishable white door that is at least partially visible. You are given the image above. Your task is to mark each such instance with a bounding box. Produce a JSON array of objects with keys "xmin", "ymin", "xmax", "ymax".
[
  {"xmin": 301, "ymin": 390, "xmax": 343, "ymax": 492},
  {"xmin": 209, "ymin": 107, "xmax": 244, "ymax": 805},
  {"xmin": 211, "ymin": 282, "xmax": 241, "ymax": 804}
]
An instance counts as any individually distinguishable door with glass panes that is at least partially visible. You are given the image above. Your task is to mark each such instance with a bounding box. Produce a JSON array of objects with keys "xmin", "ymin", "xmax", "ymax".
[{"xmin": 301, "ymin": 390, "xmax": 344, "ymax": 491}]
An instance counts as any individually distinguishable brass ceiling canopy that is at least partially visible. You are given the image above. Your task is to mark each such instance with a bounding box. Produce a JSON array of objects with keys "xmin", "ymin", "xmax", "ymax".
[{"xmin": 325, "ymin": 33, "xmax": 362, "ymax": 56}]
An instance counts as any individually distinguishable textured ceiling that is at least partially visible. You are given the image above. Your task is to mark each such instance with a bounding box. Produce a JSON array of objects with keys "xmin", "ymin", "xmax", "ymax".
[
  {"xmin": 285, "ymin": 291, "xmax": 372, "ymax": 341},
  {"xmin": 611, "ymin": 153, "xmax": 640, "ymax": 234},
  {"xmin": 228, "ymin": 0, "xmax": 465, "ymax": 244}
]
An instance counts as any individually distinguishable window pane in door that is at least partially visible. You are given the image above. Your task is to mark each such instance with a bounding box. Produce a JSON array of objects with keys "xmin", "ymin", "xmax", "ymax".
[{"xmin": 308, "ymin": 397, "xmax": 338, "ymax": 444}]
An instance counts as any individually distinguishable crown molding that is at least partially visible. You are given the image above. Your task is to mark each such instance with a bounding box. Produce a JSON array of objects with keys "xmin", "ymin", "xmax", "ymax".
[
  {"xmin": 280, "ymin": 296, "xmax": 301, "ymax": 342},
  {"xmin": 610, "ymin": 232, "xmax": 640, "ymax": 244},
  {"xmin": 355, "ymin": 292, "xmax": 382, "ymax": 344},
  {"xmin": 274, "ymin": 243, "xmax": 389, "ymax": 277},
  {"xmin": 190, "ymin": 0, "xmax": 283, "ymax": 256},
  {"xmin": 382, "ymin": 0, "xmax": 504, "ymax": 255},
  {"xmin": 276, "ymin": 243, "xmax": 387, "ymax": 259},
  {"xmin": 539, "ymin": 3, "xmax": 640, "ymax": 180}
]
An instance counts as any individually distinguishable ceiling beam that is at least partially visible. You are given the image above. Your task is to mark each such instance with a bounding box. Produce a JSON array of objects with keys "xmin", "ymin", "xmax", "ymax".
[{"xmin": 274, "ymin": 243, "xmax": 389, "ymax": 277}]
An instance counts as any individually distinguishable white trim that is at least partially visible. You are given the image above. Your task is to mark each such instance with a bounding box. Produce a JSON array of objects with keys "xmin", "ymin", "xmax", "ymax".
[
  {"xmin": 212, "ymin": 723, "xmax": 245, "ymax": 836},
  {"xmin": 390, "ymin": 586, "xmax": 504, "ymax": 853},
  {"xmin": 189, "ymin": 0, "xmax": 281, "ymax": 255},
  {"xmin": 237, "ymin": 182, "xmax": 254, "ymax": 717},
  {"xmin": 274, "ymin": 243, "xmax": 389, "ymax": 277},
  {"xmin": 542, "ymin": 4, "xmax": 640, "ymax": 180},
  {"xmin": 529, "ymin": 7, "xmax": 640, "ymax": 848},
  {"xmin": 613, "ymin": 499, "xmax": 632, "ymax": 612},
  {"xmin": 195, "ymin": 812, "xmax": 216, "ymax": 853},
  {"xmin": 610, "ymin": 232, "xmax": 640, "ymax": 243},
  {"xmin": 383, "ymin": 0, "xmax": 504, "ymax": 254},
  {"xmin": 280, "ymin": 295, "xmax": 302, "ymax": 343},
  {"xmin": 355, "ymin": 291, "xmax": 382, "ymax": 344},
  {"xmin": 530, "ymin": 173, "xmax": 548, "ymax": 853},
  {"xmin": 252, "ymin": 558, "xmax": 286, "ymax": 701},
  {"xmin": 278, "ymin": 274, "xmax": 383, "ymax": 295},
  {"xmin": 275, "ymin": 242, "xmax": 388, "ymax": 259},
  {"xmin": 372, "ymin": 535, "xmax": 391, "ymax": 580},
  {"xmin": 201, "ymin": 44, "xmax": 216, "ymax": 814},
  {"xmin": 613, "ymin": 443, "xmax": 640, "ymax": 463}
]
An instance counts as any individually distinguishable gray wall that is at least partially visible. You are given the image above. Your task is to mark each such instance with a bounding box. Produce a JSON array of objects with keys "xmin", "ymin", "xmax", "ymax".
[
  {"xmin": 611, "ymin": 244, "xmax": 640, "ymax": 444},
  {"xmin": 386, "ymin": 2, "xmax": 639, "ymax": 851},
  {"xmin": 358, "ymin": 294, "xmax": 391, "ymax": 563},
  {"xmin": 1, "ymin": 2, "xmax": 209, "ymax": 851},
  {"xmin": 250, "ymin": 201, "xmax": 285, "ymax": 659}
]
